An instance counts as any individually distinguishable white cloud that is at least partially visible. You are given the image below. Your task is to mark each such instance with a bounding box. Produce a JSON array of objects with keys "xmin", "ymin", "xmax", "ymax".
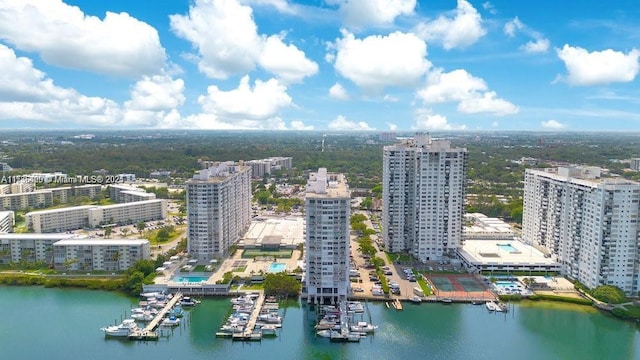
[
  {"xmin": 414, "ymin": 0, "xmax": 486, "ymax": 50},
  {"xmin": 329, "ymin": 83, "xmax": 349, "ymax": 100},
  {"xmin": 492, "ymin": 120, "xmax": 499, "ymax": 127},
  {"xmin": 417, "ymin": 68, "xmax": 518, "ymax": 116},
  {"xmin": 458, "ymin": 91, "xmax": 518, "ymax": 115},
  {"xmin": 557, "ymin": 45, "xmax": 640, "ymax": 86},
  {"xmin": 328, "ymin": 0, "xmax": 416, "ymax": 29},
  {"xmin": 0, "ymin": 44, "xmax": 121, "ymax": 126},
  {"xmin": 482, "ymin": 2, "xmax": 496, "ymax": 15},
  {"xmin": 328, "ymin": 115, "xmax": 375, "ymax": 130},
  {"xmin": 290, "ymin": 120, "xmax": 314, "ymax": 130},
  {"xmin": 0, "ymin": 0, "xmax": 165, "ymax": 77},
  {"xmin": 240, "ymin": 0, "xmax": 297, "ymax": 14},
  {"xmin": 189, "ymin": 75, "xmax": 292, "ymax": 129},
  {"xmin": 332, "ymin": 30, "xmax": 430, "ymax": 91},
  {"xmin": 122, "ymin": 75, "xmax": 186, "ymax": 127},
  {"xmin": 259, "ymin": 35, "xmax": 318, "ymax": 83},
  {"xmin": 504, "ymin": 17, "xmax": 549, "ymax": 54},
  {"xmin": 170, "ymin": 0, "xmax": 316, "ymax": 82},
  {"xmin": 521, "ymin": 38, "xmax": 549, "ymax": 53},
  {"xmin": 504, "ymin": 17, "xmax": 524, "ymax": 37},
  {"xmin": 541, "ymin": 119, "xmax": 565, "ymax": 129},
  {"xmin": 387, "ymin": 122, "xmax": 398, "ymax": 131},
  {"xmin": 413, "ymin": 110, "xmax": 466, "ymax": 130}
]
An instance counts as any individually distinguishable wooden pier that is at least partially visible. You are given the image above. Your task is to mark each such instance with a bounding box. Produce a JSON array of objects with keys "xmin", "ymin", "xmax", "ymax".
[
  {"xmin": 129, "ymin": 292, "xmax": 183, "ymax": 341},
  {"xmin": 232, "ymin": 291, "xmax": 265, "ymax": 341},
  {"xmin": 393, "ymin": 298, "xmax": 403, "ymax": 311}
]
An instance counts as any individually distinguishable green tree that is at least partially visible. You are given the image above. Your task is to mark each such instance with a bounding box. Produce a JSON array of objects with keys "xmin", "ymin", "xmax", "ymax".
[
  {"xmin": 592, "ymin": 285, "xmax": 627, "ymax": 304},
  {"xmin": 264, "ymin": 272, "xmax": 301, "ymax": 297},
  {"xmin": 136, "ymin": 221, "xmax": 146, "ymax": 238}
]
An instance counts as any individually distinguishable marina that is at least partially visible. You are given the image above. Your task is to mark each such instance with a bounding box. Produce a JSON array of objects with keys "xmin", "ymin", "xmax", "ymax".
[
  {"xmin": 314, "ymin": 300, "xmax": 377, "ymax": 343},
  {"xmin": 216, "ymin": 291, "xmax": 284, "ymax": 341}
]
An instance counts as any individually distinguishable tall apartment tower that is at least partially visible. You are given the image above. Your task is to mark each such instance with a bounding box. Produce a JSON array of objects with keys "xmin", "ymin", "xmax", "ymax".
[
  {"xmin": 382, "ymin": 132, "xmax": 468, "ymax": 262},
  {"xmin": 304, "ymin": 168, "xmax": 350, "ymax": 305},
  {"xmin": 523, "ymin": 166, "xmax": 640, "ymax": 295},
  {"xmin": 186, "ymin": 162, "xmax": 251, "ymax": 262}
]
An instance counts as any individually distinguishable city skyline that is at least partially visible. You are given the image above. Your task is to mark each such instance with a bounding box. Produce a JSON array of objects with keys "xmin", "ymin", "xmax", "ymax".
[{"xmin": 0, "ymin": 0, "xmax": 639, "ymax": 131}]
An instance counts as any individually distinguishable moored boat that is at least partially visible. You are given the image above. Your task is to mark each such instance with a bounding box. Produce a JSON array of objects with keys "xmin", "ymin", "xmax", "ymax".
[
  {"xmin": 101, "ymin": 319, "xmax": 139, "ymax": 337},
  {"xmin": 485, "ymin": 301, "xmax": 498, "ymax": 311}
]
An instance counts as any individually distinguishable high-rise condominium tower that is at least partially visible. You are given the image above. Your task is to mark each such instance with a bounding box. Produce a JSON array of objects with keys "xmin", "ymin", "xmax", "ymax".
[
  {"xmin": 523, "ymin": 166, "xmax": 640, "ymax": 295},
  {"xmin": 304, "ymin": 168, "xmax": 350, "ymax": 305},
  {"xmin": 382, "ymin": 132, "xmax": 468, "ymax": 262},
  {"xmin": 186, "ymin": 162, "xmax": 251, "ymax": 262}
]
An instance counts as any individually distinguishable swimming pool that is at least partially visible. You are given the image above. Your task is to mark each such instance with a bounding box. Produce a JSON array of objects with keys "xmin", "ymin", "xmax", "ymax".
[
  {"xmin": 494, "ymin": 280, "xmax": 523, "ymax": 292},
  {"xmin": 268, "ymin": 262, "xmax": 287, "ymax": 273},
  {"xmin": 172, "ymin": 276, "xmax": 210, "ymax": 283},
  {"xmin": 497, "ymin": 244, "xmax": 519, "ymax": 253}
]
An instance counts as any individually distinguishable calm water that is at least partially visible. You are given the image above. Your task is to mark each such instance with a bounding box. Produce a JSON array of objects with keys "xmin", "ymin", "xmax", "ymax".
[{"xmin": 2, "ymin": 286, "xmax": 639, "ymax": 360}]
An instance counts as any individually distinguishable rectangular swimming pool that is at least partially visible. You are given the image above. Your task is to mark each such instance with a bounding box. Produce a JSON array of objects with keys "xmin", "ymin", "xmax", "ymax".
[
  {"xmin": 172, "ymin": 276, "xmax": 210, "ymax": 283},
  {"xmin": 268, "ymin": 262, "xmax": 287, "ymax": 273},
  {"xmin": 497, "ymin": 244, "xmax": 519, "ymax": 253}
]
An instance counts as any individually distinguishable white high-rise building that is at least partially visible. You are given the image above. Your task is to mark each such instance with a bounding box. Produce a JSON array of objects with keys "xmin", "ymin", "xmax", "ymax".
[
  {"xmin": 382, "ymin": 132, "xmax": 468, "ymax": 262},
  {"xmin": 523, "ymin": 166, "xmax": 640, "ymax": 295},
  {"xmin": 186, "ymin": 162, "xmax": 251, "ymax": 262},
  {"xmin": 304, "ymin": 168, "xmax": 350, "ymax": 305}
]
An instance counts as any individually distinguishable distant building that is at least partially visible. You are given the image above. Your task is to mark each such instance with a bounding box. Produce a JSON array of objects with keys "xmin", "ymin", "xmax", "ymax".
[
  {"xmin": 0, "ymin": 190, "xmax": 53, "ymax": 211},
  {"xmin": 382, "ymin": 132, "xmax": 468, "ymax": 262},
  {"xmin": 0, "ymin": 184, "xmax": 101, "ymax": 211},
  {"xmin": 304, "ymin": 168, "xmax": 350, "ymax": 305},
  {"xmin": 0, "ymin": 211, "xmax": 14, "ymax": 233},
  {"xmin": 463, "ymin": 213, "xmax": 514, "ymax": 241},
  {"xmin": 186, "ymin": 162, "xmax": 252, "ymax": 261},
  {"xmin": 26, "ymin": 199, "xmax": 167, "ymax": 233},
  {"xmin": 118, "ymin": 173, "xmax": 136, "ymax": 182},
  {"xmin": 379, "ymin": 132, "xmax": 397, "ymax": 142},
  {"xmin": 108, "ymin": 184, "xmax": 156, "ymax": 203},
  {"xmin": 523, "ymin": 166, "xmax": 640, "ymax": 295},
  {"xmin": 0, "ymin": 162, "xmax": 12, "ymax": 172},
  {"xmin": 0, "ymin": 233, "xmax": 76, "ymax": 265},
  {"xmin": 630, "ymin": 158, "xmax": 640, "ymax": 171},
  {"xmin": 53, "ymin": 238, "xmax": 150, "ymax": 271}
]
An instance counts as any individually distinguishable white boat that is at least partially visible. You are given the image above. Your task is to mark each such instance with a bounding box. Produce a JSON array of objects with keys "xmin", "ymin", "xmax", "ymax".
[
  {"xmin": 180, "ymin": 297, "xmax": 200, "ymax": 306},
  {"xmin": 131, "ymin": 312, "xmax": 154, "ymax": 322},
  {"xmin": 161, "ymin": 316, "xmax": 181, "ymax": 327},
  {"xmin": 258, "ymin": 312, "xmax": 282, "ymax": 324},
  {"xmin": 219, "ymin": 324, "xmax": 244, "ymax": 334},
  {"xmin": 316, "ymin": 329, "xmax": 341, "ymax": 338},
  {"xmin": 485, "ymin": 301, "xmax": 498, "ymax": 311},
  {"xmin": 101, "ymin": 319, "xmax": 138, "ymax": 337},
  {"xmin": 410, "ymin": 296, "xmax": 423, "ymax": 303},
  {"xmin": 349, "ymin": 321, "xmax": 377, "ymax": 333},
  {"xmin": 260, "ymin": 324, "xmax": 278, "ymax": 336}
]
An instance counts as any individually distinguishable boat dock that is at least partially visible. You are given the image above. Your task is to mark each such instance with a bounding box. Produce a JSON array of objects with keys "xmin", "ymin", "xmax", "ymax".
[
  {"xmin": 232, "ymin": 291, "xmax": 265, "ymax": 341},
  {"xmin": 129, "ymin": 292, "xmax": 183, "ymax": 341},
  {"xmin": 393, "ymin": 298, "xmax": 403, "ymax": 310}
]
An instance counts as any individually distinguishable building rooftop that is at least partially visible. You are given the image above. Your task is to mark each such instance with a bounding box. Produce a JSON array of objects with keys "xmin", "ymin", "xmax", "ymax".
[
  {"xmin": 305, "ymin": 168, "xmax": 349, "ymax": 199},
  {"xmin": 458, "ymin": 240, "xmax": 558, "ymax": 267},
  {"xmin": 0, "ymin": 233, "xmax": 84, "ymax": 240},
  {"xmin": 53, "ymin": 238, "xmax": 149, "ymax": 246},
  {"xmin": 242, "ymin": 216, "xmax": 305, "ymax": 246}
]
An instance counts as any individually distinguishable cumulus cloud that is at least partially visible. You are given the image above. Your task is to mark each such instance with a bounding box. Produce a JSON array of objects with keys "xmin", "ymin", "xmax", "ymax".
[
  {"xmin": 328, "ymin": 115, "xmax": 375, "ymax": 130},
  {"xmin": 557, "ymin": 45, "xmax": 640, "ymax": 86},
  {"xmin": 331, "ymin": 30, "xmax": 430, "ymax": 91},
  {"xmin": 259, "ymin": 35, "xmax": 318, "ymax": 83},
  {"xmin": 387, "ymin": 122, "xmax": 398, "ymax": 131},
  {"xmin": 240, "ymin": 0, "xmax": 298, "ymax": 14},
  {"xmin": 482, "ymin": 2, "xmax": 496, "ymax": 15},
  {"xmin": 521, "ymin": 38, "xmax": 549, "ymax": 53},
  {"xmin": 122, "ymin": 75, "xmax": 186, "ymax": 127},
  {"xmin": 541, "ymin": 119, "xmax": 565, "ymax": 129},
  {"xmin": 327, "ymin": 0, "xmax": 416, "ymax": 29},
  {"xmin": 0, "ymin": 44, "xmax": 121, "ymax": 126},
  {"xmin": 417, "ymin": 68, "xmax": 518, "ymax": 115},
  {"xmin": 290, "ymin": 120, "xmax": 314, "ymax": 130},
  {"xmin": 170, "ymin": 0, "xmax": 317, "ymax": 82},
  {"xmin": 413, "ymin": 109, "xmax": 466, "ymax": 130},
  {"xmin": 329, "ymin": 83, "xmax": 349, "ymax": 100},
  {"xmin": 0, "ymin": 0, "xmax": 165, "ymax": 77},
  {"xmin": 414, "ymin": 0, "xmax": 486, "ymax": 50},
  {"xmin": 183, "ymin": 75, "xmax": 292, "ymax": 129}
]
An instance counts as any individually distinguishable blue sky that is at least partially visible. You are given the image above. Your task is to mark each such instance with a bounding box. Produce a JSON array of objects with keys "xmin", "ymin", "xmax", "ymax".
[{"xmin": 0, "ymin": 0, "xmax": 639, "ymax": 131}]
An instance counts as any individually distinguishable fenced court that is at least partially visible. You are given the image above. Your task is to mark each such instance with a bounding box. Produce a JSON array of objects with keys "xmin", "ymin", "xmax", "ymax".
[
  {"xmin": 426, "ymin": 274, "xmax": 496, "ymax": 301},
  {"xmin": 241, "ymin": 249, "xmax": 293, "ymax": 259}
]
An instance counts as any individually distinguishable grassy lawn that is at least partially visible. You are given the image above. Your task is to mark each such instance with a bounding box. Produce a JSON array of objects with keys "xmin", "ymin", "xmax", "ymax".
[
  {"xmin": 619, "ymin": 305, "xmax": 640, "ymax": 318},
  {"xmin": 147, "ymin": 225, "xmax": 185, "ymax": 245},
  {"xmin": 232, "ymin": 266, "xmax": 247, "ymax": 272},
  {"xmin": 416, "ymin": 275, "xmax": 433, "ymax": 296},
  {"xmin": 231, "ymin": 283, "xmax": 264, "ymax": 290}
]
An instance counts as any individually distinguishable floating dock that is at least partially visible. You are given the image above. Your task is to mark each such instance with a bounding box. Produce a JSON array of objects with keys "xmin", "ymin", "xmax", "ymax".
[{"xmin": 129, "ymin": 292, "xmax": 183, "ymax": 341}]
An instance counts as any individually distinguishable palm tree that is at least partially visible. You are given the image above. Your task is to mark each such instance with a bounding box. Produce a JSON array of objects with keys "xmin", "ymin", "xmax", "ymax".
[
  {"xmin": 104, "ymin": 226, "xmax": 112, "ymax": 239},
  {"xmin": 121, "ymin": 227, "xmax": 129, "ymax": 238},
  {"xmin": 136, "ymin": 221, "xmax": 146, "ymax": 238}
]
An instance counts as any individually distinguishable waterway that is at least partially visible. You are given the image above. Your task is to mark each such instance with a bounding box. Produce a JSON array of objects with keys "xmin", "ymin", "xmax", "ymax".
[{"xmin": 2, "ymin": 286, "xmax": 639, "ymax": 360}]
